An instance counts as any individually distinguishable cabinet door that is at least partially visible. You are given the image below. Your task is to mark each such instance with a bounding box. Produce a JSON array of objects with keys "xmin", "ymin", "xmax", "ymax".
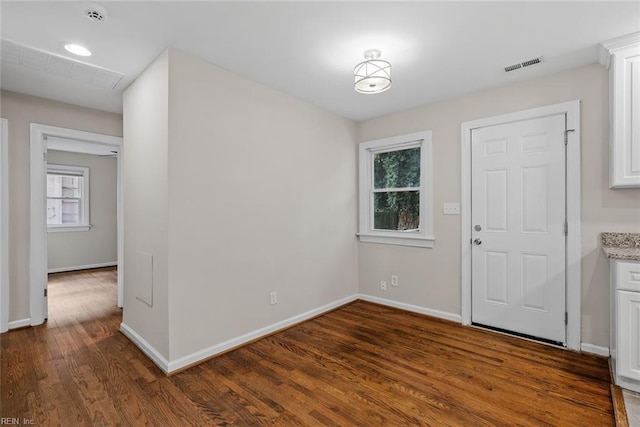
[
  {"xmin": 618, "ymin": 290, "xmax": 640, "ymax": 380},
  {"xmin": 610, "ymin": 43, "xmax": 640, "ymax": 188}
]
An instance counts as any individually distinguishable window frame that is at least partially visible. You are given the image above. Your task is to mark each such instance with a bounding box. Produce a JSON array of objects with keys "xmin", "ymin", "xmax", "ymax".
[
  {"xmin": 358, "ymin": 131, "xmax": 434, "ymax": 248},
  {"xmin": 46, "ymin": 164, "xmax": 90, "ymax": 233}
]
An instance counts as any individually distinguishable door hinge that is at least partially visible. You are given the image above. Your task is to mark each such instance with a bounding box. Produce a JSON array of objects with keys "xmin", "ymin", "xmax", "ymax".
[
  {"xmin": 565, "ymin": 312, "xmax": 568, "ymax": 325},
  {"xmin": 43, "ymin": 152, "xmax": 47, "ymax": 162},
  {"xmin": 44, "ymin": 288, "xmax": 47, "ymax": 297},
  {"xmin": 564, "ymin": 129, "xmax": 575, "ymax": 145},
  {"xmin": 564, "ymin": 221, "xmax": 568, "ymax": 235}
]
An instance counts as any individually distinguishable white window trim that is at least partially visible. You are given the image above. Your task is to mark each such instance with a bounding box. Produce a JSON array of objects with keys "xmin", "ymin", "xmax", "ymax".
[
  {"xmin": 358, "ymin": 131, "xmax": 434, "ymax": 248},
  {"xmin": 46, "ymin": 164, "xmax": 91, "ymax": 232},
  {"xmin": 47, "ymin": 224, "xmax": 91, "ymax": 233}
]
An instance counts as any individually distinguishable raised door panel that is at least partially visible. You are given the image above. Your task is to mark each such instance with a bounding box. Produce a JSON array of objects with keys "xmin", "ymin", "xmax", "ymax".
[
  {"xmin": 485, "ymin": 251, "xmax": 508, "ymax": 304},
  {"xmin": 618, "ymin": 290, "xmax": 640, "ymax": 381},
  {"xmin": 521, "ymin": 166, "xmax": 548, "ymax": 233},
  {"xmin": 521, "ymin": 253, "xmax": 548, "ymax": 311},
  {"xmin": 485, "ymin": 169, "xmax": 508, "ymax": 232}
]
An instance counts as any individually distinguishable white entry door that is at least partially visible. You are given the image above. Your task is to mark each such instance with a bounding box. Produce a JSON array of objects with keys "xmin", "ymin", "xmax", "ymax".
[{"xmin": 471, "ymin": 114, "xmax": 566, "ymax": 344}]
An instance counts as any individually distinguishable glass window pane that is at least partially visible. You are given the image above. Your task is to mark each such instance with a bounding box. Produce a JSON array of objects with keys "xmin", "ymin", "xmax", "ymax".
[
  {"xmin": 47, "ymin": 199, "xmax": 62, "ymax": 225},
  {"xmin": 373, "ymin": 147, "xmax": 421, "ymax": 189},
  {"xmin": 61, "ymin": 176, "xmax": 81, "ymax": 198},
  {"xmin": 61, "ymin": 200, "xmax": 80, "ymax": 224},
  {"xmin": 373, "ymin": 191, "xmax": 420, "ymax": 231},
  {"xmin": 47, "ymin": 175, "xmax": 62, "ymax": 198},
  {"xmin": 47, "ymin": 174, "xmax": 82, "ymax": 198}
]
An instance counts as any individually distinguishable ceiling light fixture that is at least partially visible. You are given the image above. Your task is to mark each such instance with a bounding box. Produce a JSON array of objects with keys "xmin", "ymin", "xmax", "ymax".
[
  {"xmin": 64, "ymin": 43, "xmax": 92, "ymax": 57},
  {"xmin": 354, "ymin": 49, "xmax": 392, "ymax": 94}
]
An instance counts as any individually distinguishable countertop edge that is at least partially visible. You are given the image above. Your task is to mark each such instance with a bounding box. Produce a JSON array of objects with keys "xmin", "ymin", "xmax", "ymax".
[{"xmin": 603, "ymin": 246, "xmax": 640, "ymax": 262}]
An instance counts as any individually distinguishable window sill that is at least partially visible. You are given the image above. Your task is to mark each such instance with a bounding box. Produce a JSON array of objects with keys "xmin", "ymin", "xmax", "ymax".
[
  {"xmin": 357, "ymin": 233, "xmax": 435, "ymax": 248},
  {"xmin": 47, "ymin": 225, "xmax": 91, "ymax": 233}
]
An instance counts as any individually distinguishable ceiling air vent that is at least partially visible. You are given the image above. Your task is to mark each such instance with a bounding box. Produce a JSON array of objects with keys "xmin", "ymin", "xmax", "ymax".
[
  {"xmin": 522, "ymin": 57, "xmax": 542, "ymax": 68},
  {"xmin": 504, "ymin": 56, "xmax": 543, "ymax": 73},
  {"xmin": 1, "ymin": 39, "xmax": 124, "ymax": 90},
  {"xmin": 85, "ymin": 10, "xmax": 105, "ymax": 21},
  {"xmin": 82, "ymin": 3, "xmax": 108, "ymax": 22}
]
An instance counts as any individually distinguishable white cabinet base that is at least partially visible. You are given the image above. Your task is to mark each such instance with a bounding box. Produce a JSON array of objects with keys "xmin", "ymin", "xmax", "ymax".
[
  {"xmin": 613, "ymin": 353, "xmax": 640, "ymax": 393},
  {"xmin": 611, "ymin": 259, "xmax": 640, "ymax": 392}
]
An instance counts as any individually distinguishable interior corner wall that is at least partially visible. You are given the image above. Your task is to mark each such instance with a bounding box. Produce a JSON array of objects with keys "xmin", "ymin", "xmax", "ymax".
[
  {"xmin": 355, "ymin": 63, "xmax": 640, "ymax": 348},
  {"xmin": 165, "ymin": 49, "xmax": 358, "ymax": 360},
  {"xmin": 0, "ymin": 90, "xmax": 122, "ymax": 324},
  {"xmin": 122, "ymin": 51, "xmax": 170, "ymax": 358},
  {"xmin": 46, "ymin": 150, "xmax": 117, "ymax": 271}
]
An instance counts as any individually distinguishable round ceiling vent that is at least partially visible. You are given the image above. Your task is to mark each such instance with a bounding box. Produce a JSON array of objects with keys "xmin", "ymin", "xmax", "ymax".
[{"xmin": 82, "ymin": 3, "xmax": 108, "ymax": 22}]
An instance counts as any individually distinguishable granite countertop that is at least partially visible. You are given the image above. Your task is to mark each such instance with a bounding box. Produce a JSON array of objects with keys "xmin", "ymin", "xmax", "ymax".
[{"xmin": 602, "ymin": 232, "xmax": 640, "ymax": 261}]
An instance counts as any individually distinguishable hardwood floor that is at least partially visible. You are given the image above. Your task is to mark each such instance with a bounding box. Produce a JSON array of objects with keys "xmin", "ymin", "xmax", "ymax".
[{"xmin": 2, "ymin": 268, "xmax": 614, "ymax": 425}]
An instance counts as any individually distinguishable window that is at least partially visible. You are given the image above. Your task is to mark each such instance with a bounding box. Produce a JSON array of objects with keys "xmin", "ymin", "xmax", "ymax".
[
  {"xmin": 47, "ymin": 164, "xmax": 90, "ymax": 232},
  {"xmin": 358, "ymin": 131, "xmax": 433, "ymax": 247}
]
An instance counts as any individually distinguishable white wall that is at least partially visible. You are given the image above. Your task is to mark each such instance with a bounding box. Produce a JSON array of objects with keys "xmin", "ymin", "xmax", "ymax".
[
  {"xmin": 356, "ymin": 63, "xmax": 640, "ymax": 348},
  {"xmin": 123, "ymin": 48, "xmax": 358, "ymax": 364},
  {"xmin": 166, "ymin": 49, "xmax": 358, "ymax": 360},
  {"xmin": 0, "ymin": 91, "xmax": 122, "ymax": 324},
  {"xmin": 47, "ymin": 150, "xmax": 117, "ymax": 271},
  {"xmin": 122, "ymin": 51, "xmax": 170, "ymax": 358}
]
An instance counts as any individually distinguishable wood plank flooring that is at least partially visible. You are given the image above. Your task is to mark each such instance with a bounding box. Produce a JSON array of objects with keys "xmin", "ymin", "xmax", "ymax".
[{"xmin": 2, "ymin": 268, "xmax": 614, "ymax": 425}]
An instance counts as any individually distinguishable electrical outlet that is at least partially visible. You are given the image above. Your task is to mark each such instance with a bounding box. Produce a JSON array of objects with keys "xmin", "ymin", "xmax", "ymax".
[
  {"xmin": 380, "ymin": 281, "xmax": 387, "ymax": 291},
  {"xmin": 391, "ymin": 275, "xmax": 398, "ymax": 286},
  {"xmin": 270, "ymin": 291, "xmax": 277, "ymax": 305}
]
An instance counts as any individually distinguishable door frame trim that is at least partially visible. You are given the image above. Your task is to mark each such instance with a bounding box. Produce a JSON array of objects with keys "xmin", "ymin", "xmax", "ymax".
[
  {"xmin": 0, "ymin": 118, "xmax": 8, "ymax": 333},
  {"xmin": 29, "ymin": 123, "xmax": 124, "ymax": 325},
  {"xmin": 460, "ymin": 100, "xmax": 581, "ymax": 351}
]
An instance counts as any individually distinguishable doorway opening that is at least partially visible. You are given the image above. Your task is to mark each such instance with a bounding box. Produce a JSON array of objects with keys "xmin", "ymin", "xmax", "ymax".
[
  {"xmin": 29, "ymin": 124, "xmax": 123, "ymax": 325},
  {"xmin": 46, "ymin": 143, "xmax": 119, "ymax": 322}
]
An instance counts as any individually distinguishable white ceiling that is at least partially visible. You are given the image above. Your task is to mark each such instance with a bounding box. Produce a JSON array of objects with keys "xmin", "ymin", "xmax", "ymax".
[{"xmin": 1, "ymin": 2, "xmax": 639, "ymax": 122}]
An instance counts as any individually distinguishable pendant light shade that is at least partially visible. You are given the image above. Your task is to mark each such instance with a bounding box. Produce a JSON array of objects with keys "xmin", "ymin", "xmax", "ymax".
[{"xmin": 354, "ymin": 49, "xmax": 392, "ymax": 94}]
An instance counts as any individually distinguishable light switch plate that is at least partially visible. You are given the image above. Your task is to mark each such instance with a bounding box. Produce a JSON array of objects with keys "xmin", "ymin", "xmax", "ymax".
[{"xmin": 443, "ymin": 203, "xmax": 460, "ymax": 215}]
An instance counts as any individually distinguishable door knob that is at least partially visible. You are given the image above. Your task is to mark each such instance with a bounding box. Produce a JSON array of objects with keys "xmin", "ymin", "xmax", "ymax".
[{"xmin": 473, "ymin": 238, "xmax": 482, "ymax": 245}]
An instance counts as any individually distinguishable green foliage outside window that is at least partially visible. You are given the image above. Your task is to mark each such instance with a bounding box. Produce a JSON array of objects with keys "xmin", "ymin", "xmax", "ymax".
[{"xmin": 373, "ymin": 147, "xmax": 421, "ymax": 230}]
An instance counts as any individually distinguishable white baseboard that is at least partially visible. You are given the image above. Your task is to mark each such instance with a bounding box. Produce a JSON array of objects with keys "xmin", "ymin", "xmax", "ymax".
[
  {"xmin": 8, "ymin": 318, "xmax": 31, "ymax": 330},
  {"xmin": 359, "ymin": 295, "xmax": 611, "ymax": 356},
  {"xmin": 167, "ymin": 294, "xmax": 358, "ymax": 373},
  {"xmin": 581, "ymin": 343, "xmax": 609, "ymax": 357},
  {"xmin": 357, "ymin": 293, "xmax": 462, "ymax": 323},
  {"xmin": 48, "ymin": 262, "xmax": 117, "ymax": 274},
  {"xmin": 121, "ymin": 294, "xmax": 358, "ymax": 374},
  {"xmin": 120, "ymin": 322, "xmax": 170, "ymax": 372},
  {"xmin": 118, "ymin": 296, "xmax": 607, "ymax": 376}
]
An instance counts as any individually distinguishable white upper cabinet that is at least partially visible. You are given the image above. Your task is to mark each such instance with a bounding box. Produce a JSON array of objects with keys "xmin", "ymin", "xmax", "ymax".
[{"xmin": 600, "ymin": 33, "xmax": 640, "ymax": 188}]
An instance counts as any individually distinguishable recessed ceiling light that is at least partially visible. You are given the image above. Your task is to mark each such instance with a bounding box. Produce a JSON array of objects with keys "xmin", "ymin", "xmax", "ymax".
[{"xmin": 64, "ymin": 44, "xmax": 92, "ymax": 57}]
